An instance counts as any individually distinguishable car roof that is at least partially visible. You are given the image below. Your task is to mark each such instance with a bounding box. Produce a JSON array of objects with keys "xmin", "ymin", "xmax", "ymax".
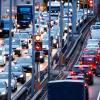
[
  {"xmin": 73, "ymin": 65, "xmax": 90, "ymax": 68},
  {"xmin": 81, "ymin": 54, "xmax": 96, "ymax": 57},
  {"xmin": 67, "ymin": 75, "xmax": 84, "ymax": 79}
]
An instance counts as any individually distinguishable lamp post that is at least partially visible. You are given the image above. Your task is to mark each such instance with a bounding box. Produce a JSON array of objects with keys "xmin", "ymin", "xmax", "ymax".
[
  {"xmin": 31, "ymin": 0, "xmax": 35, "ymax": 97},
  {"xmin": 0, "ymin": 0, "xmax": 1, "ymax": 20},
  {"xmin": 8, "ymin": 0, "xmax": 12, "ymax": 100},
  {"xmin": 72, "ymin": 0, "xmax": 77, "ymax": 39},
  {"xmin": 59, "ymin": 0, "xmax": 63, "ymax": 67},
  {"xmin": 48, "ymin": 0, "xmax": 51, "ymax": 81}
]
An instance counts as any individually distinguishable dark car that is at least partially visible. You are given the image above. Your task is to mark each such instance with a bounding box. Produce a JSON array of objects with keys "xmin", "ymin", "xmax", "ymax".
[
  {"xmin": 95, "ymin": 65, "xmax": 100, "ymax": 76},
  {"xmin": 0, "ymin": 82, "xmax": 8, "ymax": 100},
  {"xmin": 0, "ymin": 19, "xmax": 15, "ymax": 37},
  {"xmin": 15, "ymin": 56, "xmax": 32, "ymax": 72},
  {"xmin": 4, "ymin": 65, "xmax": 26, "ymax": 84},
  {"xmin": 70, "ymin": 65, "xmax": 94, "ymax": 85}
]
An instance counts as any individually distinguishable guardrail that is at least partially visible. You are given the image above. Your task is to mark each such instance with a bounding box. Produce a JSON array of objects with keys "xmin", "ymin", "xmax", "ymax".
[
  {"xmin": 12, "ymin": 16, "xmax": 96, "ymax": 100},
  {"xmin": 65, "ymin": 16, "xmax": 96, "ymax": 66}
]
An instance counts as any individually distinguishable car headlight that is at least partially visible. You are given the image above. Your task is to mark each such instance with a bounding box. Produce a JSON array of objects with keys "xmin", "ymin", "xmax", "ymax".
[
  {"xmin": 53, "ymin": 39, "xmax": 57, "ymax": 44},
  {"xmin": 29, "ymin": 65, "xmax": 32, "ymax": 68},
  {"xmin": 0, "ymin": 29, "xmax": 2, "ymax": 32},
  {"xmin": 40, "ymin": 56, "xmax": 43, "ymax": 58},
  {"xmin": 1, "ymin": 91, "xmax": 6, "ymax": 95},
  {"xmin": 17, "ymin": 24, "xmax": 20, "ymax": 28},
  {"xmin": 29, "ymin": 24, "xmax": 32, "ymax": 28},
  {"xmin": 20, "ymin": 74, "xmax": 23, "ymax": 78},
  {"xmin": 11, "ymin": 29, "xmax": 15, "ymax": 32}
]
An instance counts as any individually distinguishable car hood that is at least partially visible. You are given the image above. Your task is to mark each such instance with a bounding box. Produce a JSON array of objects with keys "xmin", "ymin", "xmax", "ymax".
[
  {"xmin": 12, "ymin": 72, "xmax": 23, "ymax": 77},
  {"xmin": 0, "ymin": 88, "xmax": 6, "ymax": 93}
]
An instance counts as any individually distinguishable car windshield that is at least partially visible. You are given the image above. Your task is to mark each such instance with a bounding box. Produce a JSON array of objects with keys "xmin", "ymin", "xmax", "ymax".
[
  {"xmin": 20, "ymin": 33, "xmax": 30, "ymax": 39},
  {"xmin": 83, "ymin": 50, "xmax": 97, "ymax": 55},
  {"xmin": 91, "ymin": 25, "xmax": 100, "ymax": 30},
  {"xmin": 12, "ymin": 39, "xmax": 20, "ymax": 45},
  {"xmin": 16, "ymin": 57, "xmax": 32, "ymax": 64},
  {"xmin": 4, "ymin": 39, "xmax": 20, "ymax": 45},
  {"xmin": 72, "ymin": 67, "xmax": 89, "ymax": 73},
  {"xmin": 82, "ymin": 57, "xmax": 95, "ymax": 61},
  {"xmin": 0, "ymin": 73, "xmax": 13, "ymax": 79},
  {"xmin": 0, "ymin": 82, "xmax": 6, "ymax": 88},
  {"xmin": 12, "ymin": 66, "xmax": 22, "ymax": 72}
]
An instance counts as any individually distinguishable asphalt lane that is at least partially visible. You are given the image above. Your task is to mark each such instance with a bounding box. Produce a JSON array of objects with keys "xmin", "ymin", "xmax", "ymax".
[{"xmin": 89, "ymin": 76, "xmax": 100, "ymax": 100}]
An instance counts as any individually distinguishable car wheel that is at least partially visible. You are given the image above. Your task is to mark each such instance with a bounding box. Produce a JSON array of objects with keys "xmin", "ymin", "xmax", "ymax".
[
  {"xmin": 21, "ymin": 79, "xmax": 26, "ymax": 84},
  {"xmin": 89, "ymin": 80, "xmax": 94, "ymax": 85},
  {"xmin": 12, "ymin": 86, "xmax": 17, "ymax": 92},
  {"xmin": 95, "ymin": 73, "xmax": 97, "ymax": 76}
]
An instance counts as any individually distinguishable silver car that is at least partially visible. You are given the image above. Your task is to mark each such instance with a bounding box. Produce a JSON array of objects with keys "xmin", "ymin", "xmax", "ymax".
[{"xmin": 0, "ymin": 72, "xmax": 17, "ymax": 92}]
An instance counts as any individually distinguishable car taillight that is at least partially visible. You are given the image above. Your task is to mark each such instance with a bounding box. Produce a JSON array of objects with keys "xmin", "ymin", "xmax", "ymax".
[
  {"xmin": 86, "ymin": 71, "xmax": 92, "ymax": 75},
  {"xmin": 70, "ymin": 71, "xmax": 76, "ymax": 75},
  {"xmin": 80, "ymin": 61, "xmax": 82, "ymax": 64},
  {"xmin": 84, "ymin": 83, "xmax": 88, "ymax": 87}
]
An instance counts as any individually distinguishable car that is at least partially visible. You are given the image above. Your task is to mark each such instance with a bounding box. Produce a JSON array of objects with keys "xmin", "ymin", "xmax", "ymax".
[
  {"xmin": 90, "ymin": 25, "xmax": 100, "ymax": 39},
  {"xmin": 0, "ymin": 56, "xmax": 6, "ymax": 66},
  {"xmin": 86, "ymin": 43, "xmax": 99, "ymax": 49},
  {"xmin": 4, "ymin": 38, "xmax": 21, "ymax": 50},
  {"xmin": 0, "ymin": 19, "xmax": 15, "ymax": 37},
  {"xmin": 82, "ymin": 48, "xmax": 100, "ymax": 62},
  {"xmin": 0, "ymin": 82, "xmax": 8, "ymax": 100},
  {"xmin": 80, "ymin": 54, "xmax": 97, "ymax": 71},
  {"xmin": 87, "ymin": 39, "xmax": 100, "ymax": 44},
  {"xmin": 4, "ymin": 65, "xmax": 26, "ymax": 84},
  {"xmin": 0, "ymin": 72, "xmax": 17, "ymax": 92},
  {"xmin": 14, "ymin": 32, "xmax": 30, "ymax": 48},
  {"xmin": 70, "ymin": 65, "xmax": 94, "ymax": 85},
  {"xmin": 95, "ymin": 65, "xmax": 100, "ymax": 76},
  {"xmin": 3, "ymin": 45, "xmax": 14, "ymax": 61},
  {"xmin": 95, "ymin": 22, "xmax": 100, "ymax": 25},
  {"xmin": 15, "ymin": 56, "xmax": 32, "ymax": 72}
]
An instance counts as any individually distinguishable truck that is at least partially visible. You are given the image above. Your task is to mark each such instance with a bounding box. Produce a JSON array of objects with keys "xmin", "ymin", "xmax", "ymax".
[
  {"xmin": 17, "ymin": 4, "xmax": 33, "ymax": 29},
  {"xmin": 47, "ymin": 1, "xmax": 60, "ymax": 16},
  {"xmin": 48, "ymin": 80, "xmax": 89, "ymax": 100}
]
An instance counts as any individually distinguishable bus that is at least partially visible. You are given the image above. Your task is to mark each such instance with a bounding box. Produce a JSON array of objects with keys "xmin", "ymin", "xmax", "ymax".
[
  {"xmin": 47, "ymin": 1, "xmax": 60, "ymax": 16},
  {"xmin": 17, "ymin": 4, "xmax": 33, "ymax": 29}
]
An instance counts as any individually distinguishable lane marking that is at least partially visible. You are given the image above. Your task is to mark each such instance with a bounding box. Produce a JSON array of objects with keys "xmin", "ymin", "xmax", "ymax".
[{"xmin": 97, "ymin": 91, "xmax": 100, "ymax": 100}]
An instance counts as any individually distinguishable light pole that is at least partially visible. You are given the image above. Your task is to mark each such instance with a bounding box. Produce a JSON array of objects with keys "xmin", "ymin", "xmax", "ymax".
[
  {"xmin": 8, "ymin": 0, "xmax": 12, "ymax": 100},
  {"xmin": 59, "ymin": 0, "xmax": 63, "ymax": 68},
  {"xmin": 31, "ymin": 0, "xmax": 35, "ymax": 97},
  {"xmin": 48, "ymin": 0, "xmax": 51, "ymax": 81},
  {"xmin": 0, "ymin": 0, "xmax": 1, "ymax": 20},
  {"xmin": 72, "ymin": 0, "xmax": 77, "ymax": 39}
]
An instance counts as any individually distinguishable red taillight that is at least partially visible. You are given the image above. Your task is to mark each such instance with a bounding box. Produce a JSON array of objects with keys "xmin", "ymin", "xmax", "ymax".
[
  {"xmin": 86, "ymin": 71, "xmax": 92, "ymax": 75},
  {"xmin": 70, "ymin": 71, "xmax": 76, "ymax": 75},
  {"xmin": 80, "ymin": 61, "xmax": 82, "ymax": 65},
  {"xmin": 84, "ymin": 83, "xmax": 88, "ymax": 87}
]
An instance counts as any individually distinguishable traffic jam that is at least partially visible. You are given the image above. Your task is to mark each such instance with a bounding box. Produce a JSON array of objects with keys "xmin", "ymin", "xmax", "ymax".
[
  {"xmin": 67, "ymin": 21, "xmax": 100, "ymax": 96},
  {"xmin": 0, "ymin": 1, "xmax": 93, "ymax": 100}
]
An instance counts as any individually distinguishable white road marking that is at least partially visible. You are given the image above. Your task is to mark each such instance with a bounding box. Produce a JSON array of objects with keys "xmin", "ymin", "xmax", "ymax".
[{"xmin": 97, "ymin": 91, "xmax": 100, "ymax": 100}]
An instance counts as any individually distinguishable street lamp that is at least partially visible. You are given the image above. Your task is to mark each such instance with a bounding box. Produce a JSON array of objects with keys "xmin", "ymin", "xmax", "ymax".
[
  {"xmin": 8, "ymin": 0, "xmax": 13, "ymax": 100},
  {"xmin": 31, "ymin": 0, "xmax": 35, "ymax": 97}
]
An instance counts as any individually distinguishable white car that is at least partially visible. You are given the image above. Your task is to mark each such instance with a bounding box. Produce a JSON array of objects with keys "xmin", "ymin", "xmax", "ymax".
[{"xmin": 0, "ymin": 56, "xmax": 6, "ymax": 66}]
